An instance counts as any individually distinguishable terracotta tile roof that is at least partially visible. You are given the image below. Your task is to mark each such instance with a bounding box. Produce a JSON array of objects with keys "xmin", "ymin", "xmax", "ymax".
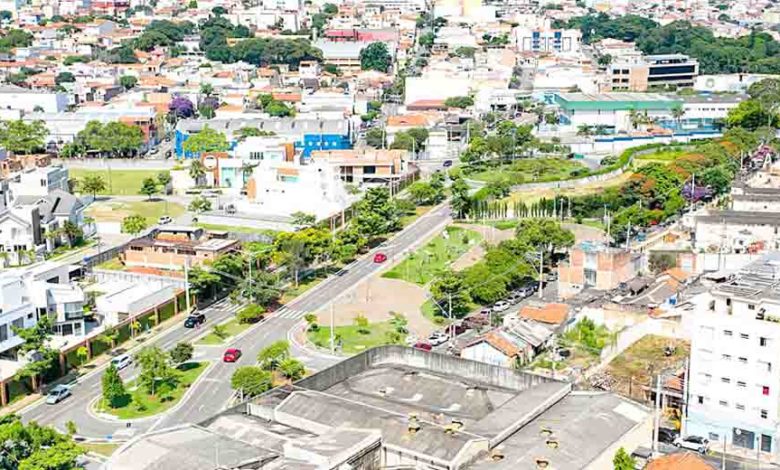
[
  {"xmin": 272, "ymin": 92, "xmax": 301, "ymax": 102},
  {"xmin": 387, "ymin": 114, "xmax": 428, "ymax": 127},
  {"xmin": 665, "ymin": 267, "xmax": 691, "ymax": 283},
  {"xmin": 518, "ymin": 303, "xmax": 569, "ymax": 325},
  {"xmin": 646, "ymin": 453, "xmax": 714, "ymax": 470},
  {"xmin": 277, "ymin": 167, "xmax": 299, "ymax": 176}
]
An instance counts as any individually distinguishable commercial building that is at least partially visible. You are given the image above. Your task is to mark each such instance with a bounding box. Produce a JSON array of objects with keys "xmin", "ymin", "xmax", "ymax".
[
  {"xmin": 0, "ymin": 84, "xmax": 68, "ymax": 114},
  {"xmin": 686, "ymin": 254, "xmax": 780, "ymax": 457},
  {"xmin": 730, "ymin": 186, "xmax": 780, "ymax": 213},
  {"xmin": 515, "ymin": 27, "xmax": 581, "ymax": 54},
  {"xmin": 608, "ymin": 54, "xmax": 699, "ymax": 92},
  {"xmin": 554, "ymin": 92, "xmax": 682, "ymax": 133},
  {"xmin": 693, "ymin": 210, "xmax": 780, "ymax": 253},
  {"xmin": 107, "ymin": 346, "xmax": 652, "ymax": 470},
  {"xmin": 558, "ymin": 241, "xmax": 641, "ymax": 298}
]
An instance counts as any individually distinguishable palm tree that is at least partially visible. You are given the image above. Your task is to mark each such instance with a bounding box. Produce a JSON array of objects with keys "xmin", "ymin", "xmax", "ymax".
[
  {"xmin": 577, "ymin": 124, "xmax": 592, "ymax": 136},
  {"xmin": 189, "ymin": 160, "xmax": 206, "ymax": 185},
  {"xmin": 200, "ymin": 83, "xmax": 214, "ymax": 97},
  {"xmin": 628, "ymin": 108, "xmax": 640, "ymax": 130},
  {"xmin": 671, "ymin": 104, "xmax": 685, "ymax": 131},
  {"xmin": 0, "ymin": 252, "xmax": 8, "ymax": 268}
]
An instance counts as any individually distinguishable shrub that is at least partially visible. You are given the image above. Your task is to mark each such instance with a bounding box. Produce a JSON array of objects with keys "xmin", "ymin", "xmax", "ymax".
[{"xmin": 237, "ymin": 304, "xmax": 265, "ymax": 324}]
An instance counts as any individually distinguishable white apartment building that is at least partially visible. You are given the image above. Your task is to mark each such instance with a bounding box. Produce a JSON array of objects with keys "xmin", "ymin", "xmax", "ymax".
[
  {"xmin": 686, "ymin": 254, "xmax": 780, "ymax": 457},
  {"xmin": 515, "ymin": 27, "xmax": 581, "ymax": 54},
  {"xmin": 0, "ymin": 273, "xmax": 37, "ymax": 357},
  {"xmin": 0, "ymin": 85, "xmax": 68, "ymax": 114}
]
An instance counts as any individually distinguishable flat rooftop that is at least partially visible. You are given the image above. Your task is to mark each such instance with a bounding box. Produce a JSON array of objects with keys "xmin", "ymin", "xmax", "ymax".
[{"xmin": 696, "ymin": 209, "xmax": 780, "ymax": 225}]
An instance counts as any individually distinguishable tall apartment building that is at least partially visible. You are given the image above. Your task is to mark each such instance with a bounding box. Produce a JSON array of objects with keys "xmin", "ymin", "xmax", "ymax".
[
  {"xmin": 686, "ymin": 254, "xmax": 780, "ymax": 456},
  {"xmin": 608, "ymin": 54, "xmax": 699, "ymax": 92},
  {"xmin": 515, "ymin": 27, "xmax": 581, "ymax": 54}
]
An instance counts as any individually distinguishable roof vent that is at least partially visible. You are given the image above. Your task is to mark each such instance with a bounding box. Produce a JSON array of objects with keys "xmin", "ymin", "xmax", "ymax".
[
  {"xmin": 407, "ymin": 414, "xmax": 421, "ymax": 434},
  {"xmin": 490, "ymin": 450, "xmax": 505, "ymax": 461},
  {"xmin": 536, "ymin": 458, "xmax": 550, "ymax": 468},
  {"xmin": 546, "ymin": 438, "xmax": 559, "ymax": 449},
  {"xmin": 540, "ymin": 427, "xmax": 553, "ymax": 437}
]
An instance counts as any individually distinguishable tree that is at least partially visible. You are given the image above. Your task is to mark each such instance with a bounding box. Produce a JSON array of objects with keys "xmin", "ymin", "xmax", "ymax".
[
  {"xmin": 0, "ymin": 120, "xmax": 47, "ymax": 155},
  {"xmin": 139, "ymin": 177, "xmax": 159, "ymax": 200},
  {"xmin": 322, "ymin": 2, "xmax": 338, "ymax": 15},
  {"xmin": 649, "ymin": 252, "xmax": 676, "ymax": 273},
  {"xmin": 121, "ymin": 214, "xmax": 148, "ymax": 236},
  {"xmin": 157, "ymin": 171, "xmax": 172, "ymax": 188},
  {"xmin": 359, "ymin": 42, "xmax": 391, "ymax": 72},
  {"xmin": 726, "ymin": 99, "xmax": 778, "ymax": 130},
  {"xmin": 237, "ymin": 304, "xmax": 265, "ymax": 324},
  {"xmin": 354, "ymin": 314, "xmax": 370, "ymax": 334},
  {"xmin": 257, "ymin": 340, "xmax": 289, "ymax": 370},
  {"xmin": 189, "ymin": 159, "xmax": 207, "ymax": 184},
  {"xmin": 290, "ymin": 211, "xmax": 316, "ymax": 227},
  {"xmin": 514, "ymin": 219, "xmax": 575, "ymax": 254},
  {"xmin": 353, "ymin": 187, "xmax": 400, "ymax": 239},
  {"xmin": 188, "ymin": 196, "xmax": 212, "ymax": 213},
  {"xmin": 101, "ymin": 363, "xmax": 127, "ymax": 408},
  {"xmin": 182, "ymin": 126, "xmax": 229, "ymax": 155},
  {"xmin": 670, "ymin": 103, "xmax": 685, "ymax": 129},
  {"xmin": 444, "ymin": 96, "xmax": 474, "ymax": 108},
  {"xmin": 79, "ymin": 174, "xmax": 106, "ymax": 198},
  {"xmin": 119, "ymin": 75, "xmax": 138, "ymax": 90},
  {"xmin": 430, "ymin": 271, "xmax": 472, "ymax": 317},
  {"xmin": 390, "ymin": 312, "xmax": 408, "ymax": 333},
  {"xmin": 366, "ymin": 127, "xmax": 385, "ymax": 148},
  {"xmin": 75, "ymin": 346, "xmax": 88, "ymax": 366},
  {"xmin": 54, "ymin": 72, "xmax": 75, "ymax": 86},
  {"xmin": 17, "ymin": 441, "xmax": 83, "ymax": 470},
  {"xmin": 231, "ymin": 366, "xmax": 272, "ymax": 397},
  {"xmin": 169, "ymin": 342, "xmax": 194, "ymax": 364},
  {"xmin": 613, "ymin": 447, "xmax": 635, "ymax": 470},
  {"xmin": 748, "ymin": 78, "xmax": 780, "ymax": 126},
  {"xmin": 135, "ymin": 346, "xmax": 175, "ymax": 396},
  {"xmin": 168, "ymin": 96, "xmax": 195, "ymax": 119},
  {"xmin": 450, "ymin": 176, "xmax": 471, "ymax": 219},
  {"xmin": 278, "ymin": 358, "xmax": 305, "ymax": 380}
]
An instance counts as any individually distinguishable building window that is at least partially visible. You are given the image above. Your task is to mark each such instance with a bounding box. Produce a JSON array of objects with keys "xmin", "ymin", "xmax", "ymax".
[
  {"xmin": 763, "ymin": 386, "xmax": 770, "ymax": 396},
  {"xmin": 738, "ymin": 381, "xmax": 746, "ymax": 387},
  {"xmin": 749, "ymin": 304, "xmax": 756, "ymax": 310},
  {"xmin": 761, "ymin": 409, "xmax": 769, "ymax": 419},
  {"xmin": 719, "ymin": 400, "xmax": 728, "ymax": 407},
  {"xmin": 721, "ymin": 377, "xmax": 731, "ymax": 384},
  {"xmin": 722, "ymin": 354, "xmax": 731, "ymax": 361},
  {"xmin": 697, "ymin": 395, "xmax": 704, "ymax": 404},
  {"xmin": 724, "ymin": 330, "xmax": 733, "ymax": 336},
  {"xmin": 0, "ymin": 325, "xmax": 7, "ymax": 342},
  {"xmin": 736, "ymin": 403, "xmax": 745, "ymax": 411},
  {"xmin": 709, "ymin": 432, "xmax": 720, "ymax": 441},
  {"xmin": 760, "ymin": 337, "xmax": 769, "ymax": 347},
  {"xmin": 741, "ymin": 333, "xmax": 750, "ymax": 340},
  {"xmin": 739, "ymin": 357, "xmax": 748, "ymax": 364}
]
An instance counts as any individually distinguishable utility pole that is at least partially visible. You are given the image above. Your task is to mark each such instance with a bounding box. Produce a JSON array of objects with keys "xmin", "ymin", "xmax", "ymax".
[
  {"xmin": 330, "ymin": 302, "xmax": 335, "ymax": 354},
  {"xmin": 184, "ymin": 258, "xmax": 191, "ymax": 314},
  {"xmin": 248, "ymin": 252, "xmax": 253, "ymax": 304},
  {"xmin": 538, "ymin": 250, "xmax": 544, "ymax": 299},
  {"xmin": 652, "ymin": 374, "xmax": 662, "ymax": 454}
]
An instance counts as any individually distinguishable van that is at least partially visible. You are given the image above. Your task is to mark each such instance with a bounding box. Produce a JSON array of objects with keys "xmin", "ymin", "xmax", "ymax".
[{"xmin": 111, "ymin": 354, "xmax": 132, "ymax": 371}]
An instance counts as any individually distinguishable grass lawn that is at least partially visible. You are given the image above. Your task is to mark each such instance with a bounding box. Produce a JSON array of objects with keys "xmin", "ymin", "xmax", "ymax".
[
  {"xmin": 96, "ymin": 257, "xmax": 126, "ymax": 271},
  {"xmin": 382, "ymin": 226, "xmax": 481, "ymax": 285},
  {"xmin": 634, "ymin": 149, "xmax": 686, "ymax": 162},
  {"xmin": 308, "ymin": 321, "xmax": 398, "ymax": 354},
  {"xmin": 197, "ymin": 318, "xmax": 251, "ymax": 345},
  {"xmin": 86, "ymin": 200, "xmax": 185, "ymax": 226},
  {"xmin": 95, "ymin": 361, "xmax": 208, "ymax": 420},
  {"xmin": 468, "ymin": 158, "xmax": 588, "ymax": 185},
  {"xmin": 70, "ymin": 169, "xmax": 169, "ymax": 196},
  {"xmin": 420, "ymin": 299, "xmax": 479, "ymax": 326},
  {"xmin": 80, "ymin": 442, "xmax": 120, "ymax": 457},
  {"xmin": 46, "ymin": 240, "xmax": 95, "ymax": 261},
  {"xmin": 508, "ymin": 170, "xmax": 634, "ymax": 204}
]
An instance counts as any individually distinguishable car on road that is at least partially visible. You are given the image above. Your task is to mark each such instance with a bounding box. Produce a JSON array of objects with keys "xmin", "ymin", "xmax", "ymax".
[
  {"xmin": 413, "ymin": 342, "xmax": 432, "ymax": 351},
  {"xmin": 223, "ymin": 348, "xmax": 242, "ymax": 363},
  {"xmin": 507, "ymin": 292, "xmax": 524, "ymax": 304},
  {"xmin": 428, "ymin": 331, "xmax": 449, "ymax": 346},
  {"xmin": 442, "ymin": 160, "xmax": 453, "ymax": 167},
  {"xmin": 658, "ymin": 427, "xmax": 678, "ymax": 444},
  {"xmin": 111, "ymin": 354, "xmax": 132, "ymax": 370},
  {"xmin": 184, "ymin": 313, "xmax": 206, "ymax": 328},
  {"xmin": 373, "ymin": 252, "xmax": 387, "ymax": 263},
  {"xmin": 673, "ymin": 435, "xmax": 709, "ymax": 454},
  {"xmin": 158, "ymin": 216, "xmax": 173, "ymax": 225},
  {"xmin": 46, "ymin": 385, "xmax": 71, "ymax": 405},
  {"xmin": 492, "ymin": 301, "xmax": 510, "ymax": 312}
]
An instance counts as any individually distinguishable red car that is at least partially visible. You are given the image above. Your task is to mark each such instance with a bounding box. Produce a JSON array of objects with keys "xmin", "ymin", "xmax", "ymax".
[
  {"xmin": 223, "ymin": 348, "xmax": 242, "ymax": 362},
  {"xmin": 373, "ymin": 252, "xmax": 387, "ymax": 263},
  {"xmin": 413, "ymin": 342, "xmax": 432, "ymax": 351}
]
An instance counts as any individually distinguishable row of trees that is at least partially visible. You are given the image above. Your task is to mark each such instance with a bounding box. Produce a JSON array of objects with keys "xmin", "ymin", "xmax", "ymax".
[
  {"xmin": 60, "ymin": 120, "xmax": 145, "ymax": 158},
  {"xmin": 429, "ymin": 219, "xmax": 575, "ymax": 316}
]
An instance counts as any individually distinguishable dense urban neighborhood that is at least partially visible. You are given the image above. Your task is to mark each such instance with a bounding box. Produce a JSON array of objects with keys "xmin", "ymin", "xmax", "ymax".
[{"xmin": 2, "ymin": 0, "xmax": 780, "ymax": 468}]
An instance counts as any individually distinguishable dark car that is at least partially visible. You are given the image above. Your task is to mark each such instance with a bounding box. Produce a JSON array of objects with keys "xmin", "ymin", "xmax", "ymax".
[
  {"xmin": 442, "ymin": 160, "xmax": 453, "ymax": 167},
  {"xmin": 658, "ymin": 427, "xmax": 678, "ymax": 444},
  {"xmin": 184, "ymin": 313, "xmax": 206, "ymax": 328}
]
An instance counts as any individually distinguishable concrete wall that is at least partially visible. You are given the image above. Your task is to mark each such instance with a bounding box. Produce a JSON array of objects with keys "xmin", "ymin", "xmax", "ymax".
[
  {"xmin": 91, "ymin": 269, "xmax": 186, "ymax": 290},
  {"xmin": 296, "ymin": 346, "xmax": 560, "ymax": 393}
]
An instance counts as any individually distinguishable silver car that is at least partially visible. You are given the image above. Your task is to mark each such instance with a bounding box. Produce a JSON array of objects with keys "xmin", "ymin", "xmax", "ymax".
[{"xmin": 46, "ymin": 385, "xmax": 71, "ymax": 405}]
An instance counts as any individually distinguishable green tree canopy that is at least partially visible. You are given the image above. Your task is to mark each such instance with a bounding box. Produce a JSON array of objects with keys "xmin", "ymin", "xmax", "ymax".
[
  {"xmin": 359, "ymin": 42, "xmax": 391, "ymax": 72},
  {"xmin": 182, "ymin": 126, "xmax": 229, "ymax": 155},
  {"xmin": 0, "ymin": 120, "xmax": 47, "ymax": 155},
  {"xmin": 230, "ymin": 366, "xmax": 272, "ymax": 396}
]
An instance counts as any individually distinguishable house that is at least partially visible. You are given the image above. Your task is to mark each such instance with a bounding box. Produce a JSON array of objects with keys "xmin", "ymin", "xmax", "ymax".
[
  {"xmin": 121, "ymin": 226, "xmax": 239, "ymax": 272},
  {"xmin": 0, "ymin": 273, "xmax": 37, "ymax": 358},
  {"xmin": 558, "ymin": 241, "xmax": 641, "ymax": 298},
  {"xmin": 460, "ymin": 329, "xmax": 529, "ymax": 367},
  {"xmin": 518, "ymin": 302, "xmax": 570, "ymax": 327},
  {"xmin": 310, "ymin": 148, "xmax": 409, "ymax": 184},
  {"xmin": 645, "ymin": 452, "xmax": 715, "ymax": 469}
]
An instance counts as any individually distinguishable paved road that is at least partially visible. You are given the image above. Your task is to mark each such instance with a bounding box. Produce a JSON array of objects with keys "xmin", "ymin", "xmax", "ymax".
[{"xmin": 22, "ymin": 203, "xmax": 452, "ymax": 439}]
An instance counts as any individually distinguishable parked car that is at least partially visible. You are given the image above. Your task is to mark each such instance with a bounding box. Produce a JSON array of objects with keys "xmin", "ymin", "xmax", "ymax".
[
  {"xmin": 673, "ymin": 435, "xmax": 709, "ymax": 454},
  {"xmin": 158, "ymin": 216, "xmax": 173, "ymax": 225},
  {"xmin": 46, "ymin": 385, "xmax": 71, "ymax": 405},
  {"xmin": 507, "ymin": 292, "xmax": 523, "ymax": 304},
  {"xmin": 442, "ymin": 160, "xmax": 453, "ymax": 167},
  {"xmin": 184, "ymin": 313, "xmax": 206, "ymax": 328},
  {"xmin": 658, "ymin": 427, "xmax": 678, "ymax": 444},
  {"xmin": 413, "ymin": 342, "xmax": 432, "ymax": 351},
  {"xmin": 111, "ymin": 354, "xmax": 132, "ymax": 371},
  {"xmin": 492, "ymin": 301, "xmax": 510, "ymax": 312},
  {"xmin": 428, "ymin": 331, "xmax": 449, "ymax": 346},
  {"xmin": 373, "ymin": 252, "xmax": 387, "ymax": 263},
  {"xmin": 223, "ymin": 348, "xmax": 242, "ymax": 363}
]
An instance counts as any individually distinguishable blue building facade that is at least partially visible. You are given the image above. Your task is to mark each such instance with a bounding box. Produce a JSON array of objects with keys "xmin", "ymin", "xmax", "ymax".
[{"xmin": 174, "ymin": 129, "xmax": 351, "ymax": 159}]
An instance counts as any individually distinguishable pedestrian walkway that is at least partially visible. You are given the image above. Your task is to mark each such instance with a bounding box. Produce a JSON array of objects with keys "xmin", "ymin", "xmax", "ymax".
[{"xmin": 274, "ymin": 306, "xmax": 307, "ymax": 320}]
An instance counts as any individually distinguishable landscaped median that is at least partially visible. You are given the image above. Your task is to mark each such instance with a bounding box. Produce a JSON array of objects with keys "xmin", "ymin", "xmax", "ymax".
[{"xmin": 94, "ymin": 360, "xmax": 209, "ymax": 420}]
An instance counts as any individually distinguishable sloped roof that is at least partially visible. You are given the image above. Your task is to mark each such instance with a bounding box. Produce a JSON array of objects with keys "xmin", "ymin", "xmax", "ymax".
[
  {"xmin": 646, "ymin": 453, "xmax": 714, "ymax": 470},
  {"xmin": 518, "ymin": 303, "xmax": 569, "ymax": 325}
]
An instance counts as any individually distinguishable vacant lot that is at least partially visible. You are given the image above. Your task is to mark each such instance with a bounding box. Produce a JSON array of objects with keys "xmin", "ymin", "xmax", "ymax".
[
  {"xmin": 70, "ymin": 169, "xmax": 168, "ymax": 196},
  {"xmin": 467, "ymin": 158, "xmax": 589, "ymax": 185},
  {"xmin": 308, "ymin": 321, "xmax": 398, "ymax": 354},
  {"xmin": 86, "ymin": 200, "xmax": 185, "ymax": 225}
]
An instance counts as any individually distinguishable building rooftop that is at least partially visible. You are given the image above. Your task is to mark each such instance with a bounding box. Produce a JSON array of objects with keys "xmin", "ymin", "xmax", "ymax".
[
  {"xmin": 696, "ymin": 209, "xmax": 780, "ymax": 226},
  {"xmin": 555, "ymin": 92, "xmax": 680, "ymax": 111}
]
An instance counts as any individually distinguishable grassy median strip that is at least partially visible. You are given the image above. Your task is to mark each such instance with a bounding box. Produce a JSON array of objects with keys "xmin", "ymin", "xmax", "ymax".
[
  {"xmin": 308, "ymin": 322, "xmax": 398, "ymax": 354},
  {"xmin": 95, "ymin": 361, "xmax": 208, "ymax": 420},
  {"xmin": 197, "ymin": 318, "xmax": 251, "ymax": 345},
  {"xmin": 382, "ymin": 226, "xmax": 481, "ymax": 285}
]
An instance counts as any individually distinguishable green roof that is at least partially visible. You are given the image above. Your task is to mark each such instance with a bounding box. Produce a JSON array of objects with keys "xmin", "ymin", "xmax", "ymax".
[{"xmin": 555, "ymin": 92, "xmax": 682, "ymax": 111}]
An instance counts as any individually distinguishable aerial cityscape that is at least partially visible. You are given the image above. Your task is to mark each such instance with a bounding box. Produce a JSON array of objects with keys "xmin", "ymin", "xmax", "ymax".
[{"xmin": 0, "ymin": 0, "xmax": 780, "ymax": 468}]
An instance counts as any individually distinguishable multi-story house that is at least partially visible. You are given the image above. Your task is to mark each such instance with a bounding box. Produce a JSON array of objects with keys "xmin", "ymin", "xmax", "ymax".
[
  {"xmin": 0, "ymin": 273, "xmax": 36, "ymax": 358},
  {"xmin": 686, "ymin": 254, "xmax": 780, "ymax": 457}
]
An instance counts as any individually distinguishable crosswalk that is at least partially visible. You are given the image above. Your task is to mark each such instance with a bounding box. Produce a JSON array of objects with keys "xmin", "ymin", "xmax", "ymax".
[
  {"xmin": 203, "ymin": 299, "xmax": 242, "ymax": 315},
  {"xmin": 274, "ymin": 306, "xmax": 307, "ymax": 320}
]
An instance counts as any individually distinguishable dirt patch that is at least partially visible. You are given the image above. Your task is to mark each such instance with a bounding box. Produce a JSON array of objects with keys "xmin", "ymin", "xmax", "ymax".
[
  {"xmin": 314, "ymin": 277, "xmax": 436, "ymax": 337},
  {"xmin": 451, "ymin": 224, "xmax": 514, "ymax": 271},
  {"xmin": 563, "ymin": 223, "xmax": 607, "ymax": 243}
]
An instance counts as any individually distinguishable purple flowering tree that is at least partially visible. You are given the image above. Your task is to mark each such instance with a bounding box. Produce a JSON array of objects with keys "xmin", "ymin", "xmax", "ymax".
[{"xmin": 168, "ymin": 96, "xmax": 195, "ymax": 119}]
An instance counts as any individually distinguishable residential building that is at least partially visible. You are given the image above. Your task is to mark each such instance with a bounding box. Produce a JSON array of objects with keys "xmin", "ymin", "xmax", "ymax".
[
  {"xmin": 731, "ymin": 187, "xmax": 780, "ymax": 212},
  {"xmin": 517, "ymin": 302, "xmax": 571, "ymax": 327},
  {"xmin": 693, "ymin": 210, "xmax": 780, "ymax": 253},
  {"xmin": 514, "ymin": 27, "xmax": 581, "ymax": 54},
  {"xmin": 558, "ymin": 241, "xmax": 640, "ymax": 298},
  {"xmin": 0, "ymin": 273, "xmax": 36, "ymax": 358},
  {"xmin": 310, "ymin": 149, "xmax": 409, "ymax": 184},
  {"xmin": 121, "ymin": 226, "xmax": 239, "ymax": 271},
  {"xmin": 461, "ymin": 329, "xmax": 529, "ymax": 367},
  {"xmin": 685, "ymin": 254, "xmax": 780, "ymax": 457},
  {"xmin": 8, "ymin": 166, "xmax": 69, "ymax": 197},
  {"xmin": 0, "ymin": 84, "xmax": 68, "ymax": 114}
]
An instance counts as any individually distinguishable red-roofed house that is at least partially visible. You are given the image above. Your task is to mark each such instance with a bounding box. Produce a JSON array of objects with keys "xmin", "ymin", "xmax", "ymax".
[
  {"xmin": 518, "ymin": 302, "xmax": 570, "ymax": 326},
  {"xmin": 460, "ymin": 330, "xmax": 533, "ymax": 368}
]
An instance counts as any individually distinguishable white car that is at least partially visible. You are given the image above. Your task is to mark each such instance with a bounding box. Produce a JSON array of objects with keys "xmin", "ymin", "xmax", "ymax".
[
  {"xmin": 158, "ymin": 216, "xmax": 173, "ymax": 225},
  {"xmin": 492, "ymin": 301, "xmax": 510, "ymax": 313},
  {"xmin": 428, "ymin": 332, "xmax": 449, "ymax": 346},
  {"xmin": 111, "ymin": 354, "xmax": 132, "ymax": 371},
  {"xmin": 673, "ymin": 435, "xmax": 709, "ymax": 454}
]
